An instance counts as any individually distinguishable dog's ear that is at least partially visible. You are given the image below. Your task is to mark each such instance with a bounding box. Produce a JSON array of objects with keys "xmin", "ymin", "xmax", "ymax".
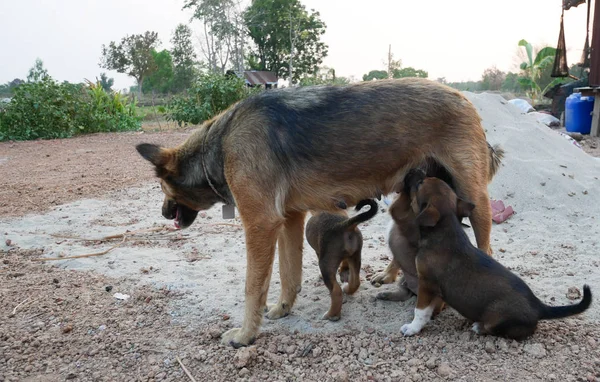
[
  {"xmin": 456, "ymin": 199, "xmax": 475, "ymax": 218},
  {"xmin": 415, "ymin": 204, "xmax": 440, "ymax": 227},
  {"xmin": 136, "ymin": 144, "xmax": 177, "ymax": 174}
]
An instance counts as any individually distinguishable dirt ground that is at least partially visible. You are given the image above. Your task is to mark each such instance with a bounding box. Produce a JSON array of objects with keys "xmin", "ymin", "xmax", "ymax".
[{"xmin": 1, "ymin": 130, "xmax": 600, "ymax": 382}]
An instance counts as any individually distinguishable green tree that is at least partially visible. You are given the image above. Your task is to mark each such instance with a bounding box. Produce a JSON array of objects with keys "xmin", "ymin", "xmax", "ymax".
[
  {"xmin": 480, "ymin": 66, "xmax": 505, "ymax": 91},
  {"xmin": 143, "ymin": 49, "xmax": 175, "ymax": 94},
  {"xmin": 171, "ymin": 24, "xmax": 198, "ymax": 92},
  {"xmin": 184, "ymin": 0, "xmax": 244, "ymax": 74},
  {"xmin": 299, "ymin": 66, "xmax": 349, "ymax": 86},
  {"xmin": 98, "ymin": 72, "xmax": 114, "ymax": 92},
  {"xmin": 501, "ymin": 72, "xmax": 522, "ymax": 93},
  {"xmin": 362, "ymin": 70, "xmax": 388, "ymax": 81},
  {"xmin": 167, "ymin": 72, "xmax": 258, "ymax": 125},
  {"xmin": 100, "ymin": 31, "xmax": 160, "ymax": 98},
  {"xmin": 393, "ymin": 67, "xmax": 428, "ymax": 79},
  {"xmin": 244, "ymin": 0, "xmax": 328, "ymax": 84},
  {"xmin": 517, "ymin": 39, "xmax": 564, "ymax": 104},
  {"xmin": 27, "ymin": 58, "xmax": 50, "ymax": 83}
]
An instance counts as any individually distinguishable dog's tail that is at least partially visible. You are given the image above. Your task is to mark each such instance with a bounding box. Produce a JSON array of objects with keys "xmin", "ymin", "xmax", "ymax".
[
  {"xmin": 339, "ymin": 199, "xmax": 378, "ymax": 231},
  {"xmin": 538, "ymin": 285, "xmax": 592, "ymax": 320},
  {"xmin": 487, "ymin": 142, "xmax": 505, "ymax": 182}
]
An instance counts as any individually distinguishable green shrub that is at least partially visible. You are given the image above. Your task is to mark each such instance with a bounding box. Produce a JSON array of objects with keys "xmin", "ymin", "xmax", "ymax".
[
  {"xmin": 0, "ymin": 77, "xmax": 140, "ymax": 141},
  {"xmin": 167, "ymin": 72, "xmax": 260, "ymax": 126}
]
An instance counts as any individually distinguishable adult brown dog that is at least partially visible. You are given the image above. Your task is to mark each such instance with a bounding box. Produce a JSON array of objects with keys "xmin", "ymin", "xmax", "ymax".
[
  {"xmin": 400, "ymin": 176, "xmax": 592, "ymax": 339},
  {"xmin": 305, "ymin": 199, "xmax": 378, "ymax": 321},
  {"xmin": 371, "ymin": 146, "xmax": 503, "ymax": 287},
  {"xmin": 136, "ymin": 78, "xmax": 502, "ymax": 347}
]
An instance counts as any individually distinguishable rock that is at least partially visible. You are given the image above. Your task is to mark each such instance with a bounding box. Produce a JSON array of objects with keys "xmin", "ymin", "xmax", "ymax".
[
  {"xmin": 567, "ymin": 286, "xmax": 581, "ymax": 300},
  {"xmin": 548, "ymin": 374, "xmax": 556, "ymax": 380},
  {"xmin": 485, "ymin": 341, "xmax": 495, "ymax": 353},
  {"xmin": 437, "ymin": 362, "xmax": 452, "ymax": 377},
  {"xmin": 333, "ymin": 370, "xmax": 349, "ymax": 382},
  {"xmin": 407, "ymin": 358, "xmax": 421, "ymax": 367},
  {"xmin": 588, "ymin": 338, "xmax": 597, "ymax": 348},
  {"xmin": 239, "ymin": 368, "xmax": 250, "ymax": 377},
  {"xmin": 425, "ymin": 357, "xmax": 436, "ymax": 369},
  {"xmin": 312, "ymin": 346, "xmax": 322, "ymax": 357},
  {"xmin": 234, "ymin": 346, "xmax": 257, "ymax": 368},
  {"xmin": 208, "ymin": 326, "xmax": 221, "ymax": 339},
  {"xmin": 285, "ymin": 345, "xmax": 296, "ymax": 355},
  {"xmin": 358, "ymin": 348, "xmax": 368, "ymax": 361},
  {"xmin": 523, "ymin": 343, "xmax": 546, "ymax": 358}
]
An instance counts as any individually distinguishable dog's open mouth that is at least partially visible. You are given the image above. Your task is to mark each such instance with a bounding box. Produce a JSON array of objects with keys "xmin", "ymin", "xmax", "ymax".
[{"xmin": 166, "ymin": 202, "xmax": 199, "ymax": 229}]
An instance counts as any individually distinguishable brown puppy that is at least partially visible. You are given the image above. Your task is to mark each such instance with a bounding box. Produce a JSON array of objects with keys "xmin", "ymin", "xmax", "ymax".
[
  {"xmin": 370, "ymin": 143, "xmax": 504, "ymax": 287},
  {"xmin": 376, "ymin": 171, "xmax": 422, "ymax": 302},
  {"xmin": 305, "ymin": 199, "xmax": 378, "ymax": 321},
  {"xmin": 136, "ymin": 78, "xmax": 503, "ymax": 347},
  {"xmin": 400, "ymin": 177, "xmax": 593, "ymax": 339}
]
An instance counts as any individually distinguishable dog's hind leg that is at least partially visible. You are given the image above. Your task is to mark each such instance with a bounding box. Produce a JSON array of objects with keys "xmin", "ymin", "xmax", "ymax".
[
  {"xmin": 319, "ymin": 256, "xmax": 343, "ymax": 321},
  {"xmin": 266, "ymin": 210, "xmax": 306, "ymax": 320},
  {"xmin": 343, "ymin": 254, "xmax": 361, "ymax": 295},
  {"xmin": 221, "ymin": 214, "xmax": 282, "ymax": 348}
]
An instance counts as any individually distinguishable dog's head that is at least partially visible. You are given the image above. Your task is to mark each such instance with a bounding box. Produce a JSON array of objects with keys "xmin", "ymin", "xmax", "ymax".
[
  {"xmin": 136, "ymin": 141, "xmax": 221, "ymax": 229},
  {"xmin": 414, "ymin": 178, "xmax": 475, "ymax": 227}
]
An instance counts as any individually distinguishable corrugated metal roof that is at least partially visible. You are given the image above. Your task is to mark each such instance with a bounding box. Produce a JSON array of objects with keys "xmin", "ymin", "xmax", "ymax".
[{"xmin": 244, "ymin": 71, "xmax": 278, "ymax": 85}]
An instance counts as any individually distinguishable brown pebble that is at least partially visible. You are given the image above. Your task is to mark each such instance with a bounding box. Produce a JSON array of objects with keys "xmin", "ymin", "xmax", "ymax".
[{"xmin": 62, "ymin": 324, "xmax": 73, "ymax": 334}]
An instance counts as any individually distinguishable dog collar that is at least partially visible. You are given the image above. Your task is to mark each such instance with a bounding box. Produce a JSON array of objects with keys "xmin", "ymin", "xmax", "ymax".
[{"xmin": 201, "ymin": 129, "xmax": 230, "ymax": 205}]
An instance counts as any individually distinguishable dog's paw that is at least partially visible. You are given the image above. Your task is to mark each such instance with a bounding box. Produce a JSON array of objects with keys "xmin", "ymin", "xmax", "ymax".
[
  {"xmin": 472, "ymin": 322, "xmax": 483, "ymax": 335},
  {"xmin": 322, "ymin": 312, "xmax": 341, "ymax": 321},
  {"xmin": 370, "ymin": 271, "xmax": 397, "ymax": 287},
  {"xmin": 342, "ymin": 283, "xmax": 360, "ymax": 295},
  {"xmin": 376, "ymin": 287, "xmax": 413, "ymax": 302},
  {"xmin": 265, "ymin": 303, "xmax": 291, "ymax": 320},
  {"xmin": 401, "ymin": 323, "xmax": 420, "ymax": 337},
  {"xmin": 221, "ymin": 328, "xmax": 255, "ymax": 348}
]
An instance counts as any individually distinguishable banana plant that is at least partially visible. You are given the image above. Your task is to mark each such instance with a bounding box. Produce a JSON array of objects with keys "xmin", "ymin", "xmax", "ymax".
[{"xmin": 517, "ymin": 39, "xmax": 565, "ymax": 105}]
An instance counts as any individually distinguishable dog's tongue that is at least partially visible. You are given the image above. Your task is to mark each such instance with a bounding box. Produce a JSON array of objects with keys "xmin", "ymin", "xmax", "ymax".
[{"xmin": 174, "ymin": 206, "xmax": 181, "ymax": 229}]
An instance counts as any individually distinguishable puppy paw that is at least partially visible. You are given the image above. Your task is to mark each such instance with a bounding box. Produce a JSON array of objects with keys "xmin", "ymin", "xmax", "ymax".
[
  {"xmin": 472, "ymin": 322, "xmax": 483, "ymax": 335},
  {"xmin": 221, "ymin": 328, "xmax": 255, "ymax": 348},
  {"xmin": 342, "ymin": 283, "xmax": 360, "ymax": 295},
  {"xmin": 265, "ymin": 303, "xmax": 291, "ymax": 320},
  {"xmin": 401, "ymin": 323, "xmax": 420, "ymax": 337},
  {"xmin": 322, "ymin": 312, "xmax": 341, "ymax": 321},
  {"xmin": 370, "ymin": 271, "xmax": 397, "ymax": 287},
  {"xmin": 376, "ymin": 287, "xmax": 413, "ymax": 302}
]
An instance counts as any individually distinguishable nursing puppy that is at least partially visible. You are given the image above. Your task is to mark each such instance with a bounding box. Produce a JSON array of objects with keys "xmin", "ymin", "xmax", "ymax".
[
  {"xmin": 376, "ymin": 170, "xmax": 423, "ymax": 302},
  {"xmin": 401, "ymin": 177, "xmax": 592, "ymax": 339},
  {"xmin": 306, "ymin": 200, "xmax": 378, "ymax": 321}
]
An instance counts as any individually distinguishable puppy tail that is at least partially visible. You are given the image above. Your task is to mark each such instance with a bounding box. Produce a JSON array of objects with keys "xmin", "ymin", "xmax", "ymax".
[
  {"xmin": 487, "ymin": 142, "xmax": 505, "ymax": 182},
  {"xmin": 339, "ymin": 199, "xmax": 379, "ymax": 230},
  {"xmin": 539, "ymin": 284, "xmax": 592, "ymax": 320}
]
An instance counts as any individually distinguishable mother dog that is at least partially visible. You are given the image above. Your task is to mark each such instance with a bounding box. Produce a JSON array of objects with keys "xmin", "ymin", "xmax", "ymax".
[{"xmin": 136, "ymin": 78, "xmax": 501, "ymax": 348}]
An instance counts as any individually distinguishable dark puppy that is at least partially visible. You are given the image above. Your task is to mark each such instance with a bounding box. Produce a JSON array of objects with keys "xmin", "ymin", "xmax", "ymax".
[
  {"xmin": 376, "ymin": 170, "xmax": 424, "ymax": 302},
  {"xmin": 306, "ymin": 200, "xmax": 378, "ymax": 321},
  {"xmin": 400, "ymin": 177, "xmax": 592, "ymax": 339}
]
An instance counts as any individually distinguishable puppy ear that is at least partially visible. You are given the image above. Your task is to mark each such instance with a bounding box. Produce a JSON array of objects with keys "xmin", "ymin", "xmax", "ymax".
[
  {"xmin": 415, "ymin": 204, "xmax": 440, "ymax": 227},
  {"xmin": 456, "ymin": 199, "xmax": 475, "ymax": 218}
]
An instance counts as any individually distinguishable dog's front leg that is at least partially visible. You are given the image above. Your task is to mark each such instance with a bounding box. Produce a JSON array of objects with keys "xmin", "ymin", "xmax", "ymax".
[
  {"xmin": 266, "ymin": 210, "xmax": 306, "ymax": 319},
  {"xmin": 401, "ymin": 281, "xmax": 441, "ymax": 336},
  {"xmin": 221, "ymin": 220, "xmax": 280, "ymax": 348}
]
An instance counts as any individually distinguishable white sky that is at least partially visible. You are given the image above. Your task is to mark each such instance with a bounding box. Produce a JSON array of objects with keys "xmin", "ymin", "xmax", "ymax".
[{"xmin": 0, "ymin": 0, "xmax": 592, "ymax": 90}]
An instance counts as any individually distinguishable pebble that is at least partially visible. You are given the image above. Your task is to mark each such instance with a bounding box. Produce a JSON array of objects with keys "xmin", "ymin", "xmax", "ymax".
[
  {"xmin": 588, "ymin": 338, "xmax": 596, "ymax": 348},
  {"xmin": 239, "ymin": 368, "xmax": 250, "ymax": 377},
  {"xmin": 523, "ymin": 343, "xmax": 546, "ymax": 358},
  {"xmin": 425, "ymin": 357, "xmax": 436, "ymax": 369},
  {"xmin": 485, "ymin": 341, "xmax": 495, "ymax": 353},
  {"xmin": 333, "ymin": 370, "xmax": 349, "ymax": 382},
  {"xmin": 437, "ymin": 362, "xmax": 452, "ymax": 377},
  {"xmin": 234, "ymin": 346, "xmax": 257, "ymax": 368}
]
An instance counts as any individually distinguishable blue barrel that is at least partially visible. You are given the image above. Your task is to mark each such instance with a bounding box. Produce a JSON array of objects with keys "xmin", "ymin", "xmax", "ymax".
[{"xmin": 565, "ymin": 92, "xmax": 594, "ymax": 134}]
